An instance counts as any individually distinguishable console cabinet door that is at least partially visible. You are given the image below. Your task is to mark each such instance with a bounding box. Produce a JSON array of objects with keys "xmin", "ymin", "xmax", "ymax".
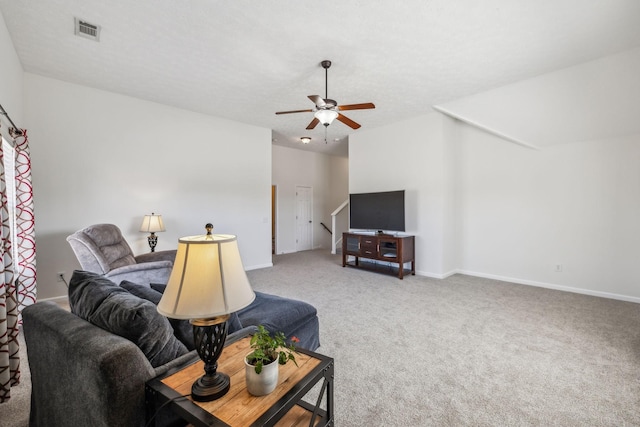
[
  {"xmin": 378, "ymin": 238, "xmax": 398, "ymax": 261},
  {"xmin": 345, "ymin": 235, "xmax": 360, "ymax": 254}
]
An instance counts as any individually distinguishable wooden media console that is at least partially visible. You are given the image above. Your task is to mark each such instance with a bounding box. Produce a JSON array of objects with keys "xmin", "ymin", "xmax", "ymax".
[{"xmin": 342, "ymin": 232, "xmax": 415, "ymax": 279}]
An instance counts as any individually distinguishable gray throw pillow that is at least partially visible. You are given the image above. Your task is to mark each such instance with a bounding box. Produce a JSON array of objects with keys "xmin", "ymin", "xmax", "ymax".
[
  {"xmin": 120, "ymin": 280, "xmax": 163, "ymax": 305},
  {"xmin": 68, "ymin": 270, "xmax": 188, "ymax": 367},
  {"xmin": 121, "ymin": 280, "xmax": 195, "ymax": 350}
]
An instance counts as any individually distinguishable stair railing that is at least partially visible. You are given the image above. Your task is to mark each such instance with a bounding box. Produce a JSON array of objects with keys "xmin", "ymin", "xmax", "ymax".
[
  {"xmin": 320, "ymin": 222, "xmax": 332, "ymax": 235},
  {"xmin": 331, "ymin": 199, "xmax": 349, "ymax": 254}
]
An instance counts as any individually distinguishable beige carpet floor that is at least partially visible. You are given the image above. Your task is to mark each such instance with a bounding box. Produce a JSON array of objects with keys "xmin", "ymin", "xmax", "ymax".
[
  {"xmin": 0, "ymin": 330, "xmax": 30, "ymax": 427},
  {"xmin": 247, "ymin": 250, "xmax": 640, "ymax": 426},
  {"xmin": 3, "ymin": 249, "xmax": 640, "ymax": 426}
]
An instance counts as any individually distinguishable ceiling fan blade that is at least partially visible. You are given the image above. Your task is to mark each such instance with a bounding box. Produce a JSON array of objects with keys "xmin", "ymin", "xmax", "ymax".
[
  {"xmin": 306, "ymin": 117, "xmax": 320, "ymax": 130},
  {"xmin": 338, "ymin": 102, "xmax": 376, "ymax": 111},
  {"xmin": 275, "ymin": 109, "xmax": 313, "ymax": 115},
  {"xmin": 337, "ymin": 113, "xmax": 361, "ymax": 129},
  {"xmin": 308, "ymin": 95, "xmax": 325, "ymax": 108}
]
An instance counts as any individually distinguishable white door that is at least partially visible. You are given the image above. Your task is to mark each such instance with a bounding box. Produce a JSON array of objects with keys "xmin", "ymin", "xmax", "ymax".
[{"xmin": 295, "ymin": 186, "xmax": 313, "ymax": 251}]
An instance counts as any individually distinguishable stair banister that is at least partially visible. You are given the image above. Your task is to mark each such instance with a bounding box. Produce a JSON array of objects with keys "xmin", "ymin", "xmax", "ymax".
[{"xmin": 331, "ymin": 199, "xmax": 349, "ymax": 254}]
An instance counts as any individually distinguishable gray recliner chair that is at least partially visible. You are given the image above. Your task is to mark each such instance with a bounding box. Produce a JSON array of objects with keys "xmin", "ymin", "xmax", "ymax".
[{"xmin": 66, "ymin": 223, "xmax": 176, "ymax": 285}]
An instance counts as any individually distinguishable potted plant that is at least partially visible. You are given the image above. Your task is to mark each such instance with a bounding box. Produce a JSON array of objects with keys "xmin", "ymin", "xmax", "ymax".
[{"xmin": 245, "ymin": 325, "xmax": 299, "ymax": 396}]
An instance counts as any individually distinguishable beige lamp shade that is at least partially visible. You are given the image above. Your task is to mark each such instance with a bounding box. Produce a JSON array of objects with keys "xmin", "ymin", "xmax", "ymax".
[
  {"xmin": 140, "ymin": 213, "xmax": 166, "ymax": 233},
  {"xmin": 157, "ymin": 234, "xmax": 255, "ymax": 320}
]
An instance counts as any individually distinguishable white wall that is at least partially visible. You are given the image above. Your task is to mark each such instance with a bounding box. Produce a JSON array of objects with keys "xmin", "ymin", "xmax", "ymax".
[
  {"xmin": 441, "ymin": 115, "xmax": 459, "ymax": 275},
  {"xmin": 350, "ymin": 66, "xmax": 640, "ymax": 301},
  {"xmin": 457, "ymin": 124, "xmax": 640, "ymax": 301},
  {"xmin": 328, "ymin": 155, "xmax": 349, "ymax": 244},
  {"xmin": 25, "ymin": 73, "xmax": 273, "ymax": 300},
  {"xmin": 438, "ymin": 47, "xmax": 640, "ymax": 147},
  {"xmin": 272, "ymin": 145, "xmax": 346, "ymax": 254},
  {"xmin": 350, "ymin": 113, "xmax": 452, "ymax": 277},
  {"xmin": 0, "ymin": 7, "xmax": 23, "ymax": 140}
]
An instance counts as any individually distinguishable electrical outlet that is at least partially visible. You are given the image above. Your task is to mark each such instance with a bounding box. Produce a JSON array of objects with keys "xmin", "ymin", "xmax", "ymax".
[
  {"xmin": 555, "ymin": 264, "xmax": 563, "ymax": 272},
  {"xmin": 57, "ymin": 272, "xmax": 65, "ymax": 282}
]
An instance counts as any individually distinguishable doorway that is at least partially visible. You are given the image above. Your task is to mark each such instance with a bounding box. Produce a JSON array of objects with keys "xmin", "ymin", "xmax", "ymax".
[{"xmin": 295, "ymin": 186, "xmax": 313, "ymax": 251}]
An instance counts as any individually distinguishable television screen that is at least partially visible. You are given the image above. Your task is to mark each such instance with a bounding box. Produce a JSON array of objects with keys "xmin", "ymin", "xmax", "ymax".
[{"xmin": 349, "ymin": 190, "xmax": 405, "ymax": 232}]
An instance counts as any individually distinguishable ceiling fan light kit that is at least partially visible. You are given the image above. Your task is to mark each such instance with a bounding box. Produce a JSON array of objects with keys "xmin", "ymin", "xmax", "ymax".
[
  {"xmin": 314, "ymin": 109, "xmax": 338, "ymax": 126},
  {"xmin": 276, "ymin": 60, "xmax": 375, "ymax": 131}
]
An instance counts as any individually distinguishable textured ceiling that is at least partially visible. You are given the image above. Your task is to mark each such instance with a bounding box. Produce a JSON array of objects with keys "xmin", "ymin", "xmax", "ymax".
[{"xmin": 1, "ymin": 0, "xmax": 640, "ymax": 157}]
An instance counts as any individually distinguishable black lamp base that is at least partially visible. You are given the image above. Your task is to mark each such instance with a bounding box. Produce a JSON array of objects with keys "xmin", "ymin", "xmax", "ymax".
[
  {"xmin": 191, "ymin": 372, "xmax": 230, "ymax": 402},
  {"xmin": 147, "ymin": 232, "xmax": 158, "ymax": 252},
  {"xmin": 190, "ymin": 315, "xmax": 231, "ymax": 402}
]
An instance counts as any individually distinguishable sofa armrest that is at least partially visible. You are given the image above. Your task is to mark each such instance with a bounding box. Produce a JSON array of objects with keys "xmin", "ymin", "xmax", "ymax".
[
  {"xmin": 153, "ymin": 350, "xmax": 198, "ymax": 378},
  {"xmin": 135, "ymin": 249, "xmax": 177, "ymax": 264},
  {"xmin": 23, "ymin": 301, "xmax": 157, "ymax": 427},
  {"xmin": 237, "ymin": 292, "xmax": 320, "ymax": 351},
  {"xmin": 106, "ymin": 260, "xmax": 173, "ymax": 285}
]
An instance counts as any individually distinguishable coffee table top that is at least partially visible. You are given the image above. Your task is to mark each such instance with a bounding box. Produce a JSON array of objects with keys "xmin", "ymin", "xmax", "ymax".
[{"xmin": 155, "ymin": 335, "xmax": 332, "ymax": 426}]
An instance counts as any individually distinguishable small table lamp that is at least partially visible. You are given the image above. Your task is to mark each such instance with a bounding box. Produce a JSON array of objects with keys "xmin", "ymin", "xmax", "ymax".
[
  {"xmin": 140, "ymin": 213, "xmax": 165, "ymax": 252},
  {"xmin": 157, "ymin": 226, "xmax": 255, "ymax": 401}
]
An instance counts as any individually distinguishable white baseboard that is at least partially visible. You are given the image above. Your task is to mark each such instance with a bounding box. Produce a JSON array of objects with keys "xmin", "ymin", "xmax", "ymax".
[
  {"xmin": 40, "ymin": 265, "xmax": 639, "ymax": 305},
  {"xmin": 456, "ymin": 269, "xmax": 640, "ymax": 304},
  {"xmin": 415, "ymin": 269, "xmax": 457, "ymax": 279},
  {"xmin": 246, "ymin": 262, "xmax": 273, "ymax": 271},
  {"xmin": 276, "ymin": 250, "xmax": 297, "ymax": 255}
]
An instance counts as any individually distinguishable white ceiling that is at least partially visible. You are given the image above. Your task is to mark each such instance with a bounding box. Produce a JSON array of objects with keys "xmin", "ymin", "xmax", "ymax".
[{"xmin": 1, "ymin": 1, "xmax": 640, "ymax": 157}]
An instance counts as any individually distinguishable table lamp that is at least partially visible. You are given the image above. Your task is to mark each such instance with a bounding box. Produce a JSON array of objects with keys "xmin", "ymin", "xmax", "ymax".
[
  {"xmin": 140, "ymin": 213, "xmax": 165, "ymax": 252},
  {"xmin": 157, "ymin": 225, "xmax": 255, "ymax": 401}
]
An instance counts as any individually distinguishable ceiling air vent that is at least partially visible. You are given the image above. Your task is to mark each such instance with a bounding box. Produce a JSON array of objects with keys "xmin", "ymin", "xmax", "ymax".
[{"xmin": 74, "ymin": 18, "xmax": 101, "ymax": 41}]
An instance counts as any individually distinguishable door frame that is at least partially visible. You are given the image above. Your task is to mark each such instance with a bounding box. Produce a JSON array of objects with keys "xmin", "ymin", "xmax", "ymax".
[{"xmin": 271, "ymin": 185, "xmax": 277, "ymax": 255}]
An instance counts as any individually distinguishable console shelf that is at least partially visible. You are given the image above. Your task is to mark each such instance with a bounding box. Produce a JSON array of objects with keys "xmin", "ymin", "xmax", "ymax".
[{"xmin": 342, "ymin": 232, "xmax": 415, "ymax": 279}]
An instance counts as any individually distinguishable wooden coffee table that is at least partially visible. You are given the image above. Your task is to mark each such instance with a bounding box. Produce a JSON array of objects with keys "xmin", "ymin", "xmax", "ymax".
[{"xmin": 146, "ymin": 335, "xmax": 334, "ymax": 426}]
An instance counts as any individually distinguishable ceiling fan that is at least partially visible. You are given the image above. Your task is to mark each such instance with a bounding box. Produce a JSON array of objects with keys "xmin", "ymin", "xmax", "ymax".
[{"xmin": 275, "ymin": 60, "xmax": 375, "ymax": 130}]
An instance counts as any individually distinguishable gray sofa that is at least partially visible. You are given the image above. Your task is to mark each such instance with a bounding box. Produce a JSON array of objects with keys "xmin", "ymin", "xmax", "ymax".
[{"xmin": 23, "ymin": 271, "xmax": 320, "ymax": 427}]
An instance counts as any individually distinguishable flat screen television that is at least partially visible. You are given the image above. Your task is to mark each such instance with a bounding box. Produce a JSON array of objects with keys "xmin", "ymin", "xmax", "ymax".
[{"xmin": 349, "ymin": 190, "xmax": 405, "ymax": 232}]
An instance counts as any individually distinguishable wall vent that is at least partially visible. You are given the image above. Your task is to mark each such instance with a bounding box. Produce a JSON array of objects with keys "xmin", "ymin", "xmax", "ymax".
[{"xmin": 74, "ymin": 18, "xmax": 101, "ymax": 41}]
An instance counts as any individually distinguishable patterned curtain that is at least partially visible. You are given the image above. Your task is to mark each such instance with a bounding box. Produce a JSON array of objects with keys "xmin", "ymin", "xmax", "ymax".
[
  {"xmin": 0, "ymin": 127, "xmax": 36, "ymax": 403},
  {"xmin": 13, "ymin": 130, "xmax": 36, "ymax": 310}
]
